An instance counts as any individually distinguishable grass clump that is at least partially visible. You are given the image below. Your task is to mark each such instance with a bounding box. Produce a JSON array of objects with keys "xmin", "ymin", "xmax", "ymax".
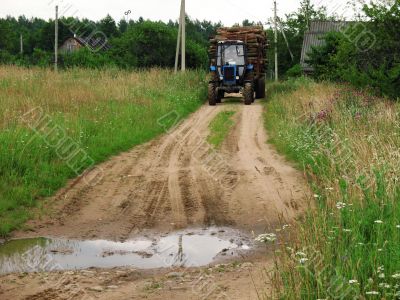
[
  {"xmin": 264, "ymin": 78, "xmax": 400, "ymax": 299},
  {"xmin": 207, "ymin": 110, "xmax": 236, "ymax": 148},
  {"xmin": 0, "ymin": 66, "xmax": 207, "ymax": 236}
]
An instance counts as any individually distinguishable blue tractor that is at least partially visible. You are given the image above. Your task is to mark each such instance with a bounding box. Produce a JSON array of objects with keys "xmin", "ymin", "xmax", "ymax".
[{"xmin": 208, "ymin": 33, "xmax": 266, "ymax": 106}]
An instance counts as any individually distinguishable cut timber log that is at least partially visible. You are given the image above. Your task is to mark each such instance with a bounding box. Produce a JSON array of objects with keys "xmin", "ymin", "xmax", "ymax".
[{"xmin": 209, "ymin": 26, "xmax": 268, "ymax": 76}]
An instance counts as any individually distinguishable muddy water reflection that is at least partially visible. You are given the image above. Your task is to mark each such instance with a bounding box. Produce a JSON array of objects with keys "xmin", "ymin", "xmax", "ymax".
[{"xmin": 0, "ymin": 227, "xmax": 252, "ymax": 274}]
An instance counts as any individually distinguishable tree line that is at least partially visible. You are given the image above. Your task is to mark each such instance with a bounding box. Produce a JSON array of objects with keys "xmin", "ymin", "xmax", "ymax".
[
  {"xmin": 0, "ymin": 1, "xmax": 323, "ymax": 75},
  {"xmin": 0, "ymin": 14, "xmax": 221, "ymax": 69}
]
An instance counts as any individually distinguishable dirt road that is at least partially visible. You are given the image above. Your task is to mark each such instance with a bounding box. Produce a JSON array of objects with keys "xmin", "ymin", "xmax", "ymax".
[
  {"xmin": 16, "ymin": 102, "xmax": 308, "ymax": 240},
  {"xmin": 2, "ymin": 101, "xmax": 310, "ymax": 299}
]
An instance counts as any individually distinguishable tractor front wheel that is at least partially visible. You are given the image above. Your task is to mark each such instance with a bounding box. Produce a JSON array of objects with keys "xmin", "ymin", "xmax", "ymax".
[
  {"xmin": 208, "ymin": 83, "xmax": 217, "ymax": 106},
  {"xmin": 243, "ymin": 83, "xmax": 254, "ymax": 105}
]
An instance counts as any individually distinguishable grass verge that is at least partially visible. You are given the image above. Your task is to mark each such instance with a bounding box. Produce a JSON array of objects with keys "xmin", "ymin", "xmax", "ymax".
[
  {"xmin": 0, "ymin": 66, "xmax": 206, "ymax": 236},
  {"xmin": 207, "ymin": 110, "xmax": 236, "ymax": 148},
  {"xmin": 264, "ymin": 78, "xmax": 400, "ymax": 299}
]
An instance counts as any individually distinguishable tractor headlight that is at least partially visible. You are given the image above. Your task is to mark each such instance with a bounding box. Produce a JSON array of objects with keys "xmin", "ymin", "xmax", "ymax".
[{"xmin": 236, "ymin": 76, "xmax": 239, "ymax": 80}]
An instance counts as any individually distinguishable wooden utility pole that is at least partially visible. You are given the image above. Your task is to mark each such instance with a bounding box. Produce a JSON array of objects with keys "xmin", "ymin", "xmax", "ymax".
[
  {"xmin": 174, "ymin": 0, "xmax": 183, "ymax": 73},
  {"xmin": 174, "ymin": 0, "xmax": 186, "ymax": 73},
  {"xmin": 54, "ymin": 5, "xmax": 59, "ymax": 72},
  {"xmin": 274, "ymin": 0, "xmax": 278, "ymax": 82},
  {"xmin": 20, "ymin": 34, "xmax": 23, "ymax": 55},
  {"xmin": 181, "ymin": 0, "xmax": 186, "ymax": 72}
]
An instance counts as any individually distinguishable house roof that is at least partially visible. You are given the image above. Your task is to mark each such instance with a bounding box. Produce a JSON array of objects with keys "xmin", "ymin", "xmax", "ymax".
[
  {"xmin": 73, "ymin": 35, "xmax": 110, "ymax": 52},
  {"xmin": 300, "ymin": 21, "xmax": 350, "ymax": 72}
]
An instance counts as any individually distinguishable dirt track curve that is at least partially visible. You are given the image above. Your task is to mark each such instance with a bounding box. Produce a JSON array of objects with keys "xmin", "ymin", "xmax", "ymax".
[{"xmin": 16, "ymin": 101, "xmax": 309, "ymax": 241}]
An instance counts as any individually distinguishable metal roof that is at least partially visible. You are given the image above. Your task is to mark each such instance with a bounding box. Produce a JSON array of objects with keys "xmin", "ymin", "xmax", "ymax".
[{"xmin": 300, "ymin": 21, "xmax": 350, "ymax": 73}]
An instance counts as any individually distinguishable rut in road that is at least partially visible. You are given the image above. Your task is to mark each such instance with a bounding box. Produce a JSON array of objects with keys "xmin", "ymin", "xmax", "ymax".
[{"xmin": 19, "ymin": 102, "xmax": 310, "ymax": 241}]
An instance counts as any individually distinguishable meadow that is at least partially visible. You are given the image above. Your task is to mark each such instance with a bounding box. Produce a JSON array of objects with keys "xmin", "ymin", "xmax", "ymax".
[
  {"xmin": 265, "ymin": 78, "xmax": 400, "ymax": 299},
  {"xmin": 0, "ymin": 66, "xmax": 206, "ymax": 236}
]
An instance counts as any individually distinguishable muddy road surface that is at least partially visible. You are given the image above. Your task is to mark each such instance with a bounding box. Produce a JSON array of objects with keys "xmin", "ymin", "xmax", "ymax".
[{"xmin": 1, "ymin": 101, "xmax": 311, "ymax": 299}]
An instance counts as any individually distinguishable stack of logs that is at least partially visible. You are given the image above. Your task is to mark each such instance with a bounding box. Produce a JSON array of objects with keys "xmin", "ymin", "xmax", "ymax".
[{"xmin": 209, "ymin": 26, "xmax": 268, "ymax": 75}]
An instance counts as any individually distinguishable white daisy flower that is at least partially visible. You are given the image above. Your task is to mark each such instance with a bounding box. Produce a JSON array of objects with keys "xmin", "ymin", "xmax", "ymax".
[
  {"xmin": 299, "ymin": 258, "xmax": 309, "ymax": 264},
  {"xmin": 365, "ymin": 291, "xmax": 379, "ymax": 295},
  {"xmin": 255, "ymin": 233, "xmax": 277, "ymax": 243},
  {"xmin": 349, "ymin": 279, "xmax": 359, "ymax": 284},
  {"xmin": 392, "ymin": 273, "xmax": 400, "ymax": 279}
]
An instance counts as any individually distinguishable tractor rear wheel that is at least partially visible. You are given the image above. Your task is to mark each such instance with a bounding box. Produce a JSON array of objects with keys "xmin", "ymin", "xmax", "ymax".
[
  {"xmin": 208, "ymin": 83, "xmax": 217, "ymax": 106},
  {"xmin": 255, "ymin": 77, "xmax": 266, "ymax": 99},
  {"xmin": 243, "ymin": 83, "xmax": 254, "ymax": 105}
]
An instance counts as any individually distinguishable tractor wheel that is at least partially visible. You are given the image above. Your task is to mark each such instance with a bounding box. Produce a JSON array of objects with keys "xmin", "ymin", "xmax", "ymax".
[
  {"xmin": 216, "ymin": 89, "xmax": 224, "ymax": 103},
  {"xmin": 243, "ymin": 83, "xmax": 254, "ymax": 105},
  {"xmin": 255, "ymin": 77, "xmax": 266, "ymax": 99},
  {"xmin": 208, "ymin": 83, "xmax": 217, "ymax": 106}
]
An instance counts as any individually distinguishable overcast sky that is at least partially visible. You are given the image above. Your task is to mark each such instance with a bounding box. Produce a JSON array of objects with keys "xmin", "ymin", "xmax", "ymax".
[{"xmin": 1, "ymin": 0, "xmax": 352, "ymax": 26}]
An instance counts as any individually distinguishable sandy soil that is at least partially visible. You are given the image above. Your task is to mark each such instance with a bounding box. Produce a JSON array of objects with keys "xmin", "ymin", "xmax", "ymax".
[{"xmin": 1, "ymin": 100, "xmax": 311, "ymax": 299}]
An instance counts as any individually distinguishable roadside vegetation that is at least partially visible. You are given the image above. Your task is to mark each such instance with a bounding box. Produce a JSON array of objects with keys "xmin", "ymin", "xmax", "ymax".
[
  {"xmin": 0, "ymin": 66, "xmax": 206, "ymax": 236},
  {"xmin": 265, "ymin": 78, "xmax": 400, "ymax": 299},
  {"xmin": 307, "ymin": 1, "xmax": 400, "ymax": 99},
  {"xmin": 207, "ymin": 110, "xmax": 236, "ymax": 148}
]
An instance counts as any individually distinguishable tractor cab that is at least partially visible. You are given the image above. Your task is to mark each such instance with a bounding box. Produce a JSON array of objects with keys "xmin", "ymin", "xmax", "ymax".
[{"xmin": 216, "ymin": 41, "xmax": 247, "ymax": 86}]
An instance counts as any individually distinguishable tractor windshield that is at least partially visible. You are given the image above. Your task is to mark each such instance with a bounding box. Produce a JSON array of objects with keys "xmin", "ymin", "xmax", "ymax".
[{"xmin": 218, "ymin": 44, "xmax": 245, "ymax": 66}]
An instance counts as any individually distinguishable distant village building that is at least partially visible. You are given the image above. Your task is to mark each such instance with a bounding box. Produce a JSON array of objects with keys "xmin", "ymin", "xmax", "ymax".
[
  {"xmin": 59, "ymin": 37, "xmax": 84, "ymax": 53},
  {"xmin": 300, "ymin": 21, "xmax": 350, "ymax": 74},
  {"xmin": 60, "ymin": 35, "xmax": 110, "ymax": 53}
]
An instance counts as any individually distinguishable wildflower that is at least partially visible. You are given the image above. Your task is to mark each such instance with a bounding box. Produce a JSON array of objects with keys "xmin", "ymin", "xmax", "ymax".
[
  {"xmin": 295, "ymin": 251, "xmax": 307, "ymax": 257},
  {"xmin": 282, "ymin": 224, "xmax": 290, "ymax": 230},
  {"xmin": 314, "ymin": 194, "xmax": 320, "ymax": 198},
  {"xmin": 349, "ymin": 279, "xmax": 359, "ymax": 284},
  {"xmin": 336, "ymin": 202, "xmax": 347, "ymax": 209},
  {"xmin": 396, "ymin": 225, "xmax": 400, "ymax": 229},
  {"xmin": 378, "ymin": 273, "xmax": 385, "ymax": 279},
  {"xmin": 374, "ymin": 220, "xmax": 383, "ymax": 224},
  {"xmin": 378, "ymin": 283, "xmax": 390, "ymax": 289},
  {"xmin": 325, "ymin": 187, "xmax": 334, "ymax": 191},
  {"xmin": 343, "ymin": 229, "xmax": 352, "ymax": 232},
  {"xmin": 299, "ymin": 258, "xmax": 309, "ymax": 264},
  {"xmin": 392, "ymin": 273, "xmax": 400, "ymax": 279},
  {"xmin": 365, "ymin": 291, "xmax": 379, "ymax": 295},
  {"xmin": 255, "ymin": 233, "xmax": 277, "ymax": 243}
]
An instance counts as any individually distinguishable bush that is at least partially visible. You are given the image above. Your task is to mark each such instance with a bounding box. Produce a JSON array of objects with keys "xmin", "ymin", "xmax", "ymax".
[
  {"xmin": 61, "ymin": 48, "xmax": 114, "ymax": 69},
  {"xmin": 286, "ymin": 64, "xmax": 303, "ymax": 78},
  {"xmin": 307, "ymin": 2, "xmax": 400, "ymax": 99}
]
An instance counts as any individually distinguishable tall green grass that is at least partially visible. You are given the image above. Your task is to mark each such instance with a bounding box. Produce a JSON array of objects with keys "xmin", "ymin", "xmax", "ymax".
[
  {"xmin": 0, "ymin": 66, "xmax": 207, "ymax": 236},
  {"xmin": 265, "ymin": 78, "xmax": 400, "ymax": 299}
]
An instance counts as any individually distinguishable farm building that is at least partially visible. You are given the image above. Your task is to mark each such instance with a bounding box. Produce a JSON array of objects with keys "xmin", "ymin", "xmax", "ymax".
[
  {"xmin": 60, "ymin": 35, "xmax": 110, "ymax": 53},
  {"xmin": 300, "ymin": 21, "xmax": 350, "ymax": 74},
  {"xmin": 59, "ymin": 37, "xmax": 84, "ymax": 53}
]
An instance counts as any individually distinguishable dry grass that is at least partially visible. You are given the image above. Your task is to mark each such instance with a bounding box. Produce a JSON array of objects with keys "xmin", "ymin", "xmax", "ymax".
[{"xmin": 265, "ymin": 78, "xmax": 400, "ymax": 299}]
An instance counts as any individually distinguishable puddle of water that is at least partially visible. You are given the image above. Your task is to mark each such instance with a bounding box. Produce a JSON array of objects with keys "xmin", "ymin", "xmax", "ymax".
[{"xmin": 0, "ymin": 228, "xmax": 252, "ymax": 275}]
